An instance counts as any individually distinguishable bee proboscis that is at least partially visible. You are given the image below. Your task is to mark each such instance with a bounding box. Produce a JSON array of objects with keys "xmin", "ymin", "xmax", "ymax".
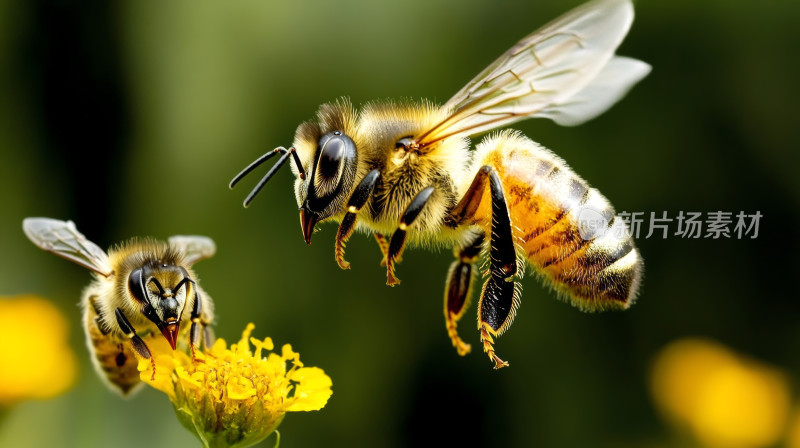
[
  {"xmin": 231, "ymin": 0, "xmax": 648, "ymax": 368},
  {"xmin": 23, "ymin": 218, "xmax": 216, "ymax": 394}
]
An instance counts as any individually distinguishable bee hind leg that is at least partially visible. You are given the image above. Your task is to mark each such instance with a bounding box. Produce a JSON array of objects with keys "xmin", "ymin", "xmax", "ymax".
[
  {"xmin": 114, "ymin": 308, "xmax": 156, "ymax": 380},
  {"xmin": 385, "ymin": 186, "xmax": 436, "ymax": 286},
  {"xmin": 335, "ymin": 169, "xmax": 381, "ymax": 270},
  {"xmin": 448, "ymin": 166, "xmax": 519, "ymax": 369},
  {"xmin": 478, "ymin": 277, "xmax": 518, "ymax": 369},
  {"xmin": 444, "ymin": 231, "xmax": 485, "ymax": 356}
]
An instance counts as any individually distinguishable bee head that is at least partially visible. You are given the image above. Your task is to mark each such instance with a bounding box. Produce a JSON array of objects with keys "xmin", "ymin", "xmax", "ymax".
[
  {"xmin": 228, "ymin": 98, "xmax": 359, "ymax": 244},
  {"xmin": 295, "ymin": 130, "xmax": 358, "ymax": 244},
  {"xmin": 128, "ymin": 263, "xmax": 194, "ymax": 350}
]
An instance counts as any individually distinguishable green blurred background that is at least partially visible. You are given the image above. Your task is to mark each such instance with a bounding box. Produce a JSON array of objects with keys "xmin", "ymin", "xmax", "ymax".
[{"xmin": 1, "ymin": 0, "xmax": 798, "ymax": 446}]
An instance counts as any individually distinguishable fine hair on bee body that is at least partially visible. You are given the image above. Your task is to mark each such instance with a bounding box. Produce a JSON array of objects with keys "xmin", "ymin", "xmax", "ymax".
[
  {"xmin": 291, "ymin": 99, "xmax": 469, "ymax": 243},
  {"xmin": 23, "ymin": 218, "xmax": 216, "ymax": 395},
  {"xmin": 231, "ymin": 0, "xmax": 649, "ymax": 369}
]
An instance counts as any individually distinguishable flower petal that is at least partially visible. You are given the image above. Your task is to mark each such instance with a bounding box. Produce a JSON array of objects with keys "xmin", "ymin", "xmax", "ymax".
[{"xmin": 285, "ymin": 367, "xmax": 333, "ymax": 412}]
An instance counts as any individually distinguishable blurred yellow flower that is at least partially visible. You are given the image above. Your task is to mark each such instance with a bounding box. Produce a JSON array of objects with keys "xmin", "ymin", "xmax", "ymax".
[
  {"xmin": 0, "ymin": 295, "xmax": 78, "ymax": 407},
  {"xmin": 650, "ymin": 338, "xmax": 790, "ymax": 448},
  {"xmin": 139, "ymin": 323, "xmax": 332, "ymax": 448},
  {"xmin": 786, "ymin": 410, "xmax": 800, "ymax": 448}
]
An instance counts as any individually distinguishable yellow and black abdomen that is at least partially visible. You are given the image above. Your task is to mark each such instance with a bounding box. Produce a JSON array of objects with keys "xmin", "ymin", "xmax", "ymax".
[
  {"xmin": 83, "ymin": 296, "xmax": 143, "ymax": 395},
  {"xmin": 471, "ymin": 131, "xmax": 643, "ymax": 311}
]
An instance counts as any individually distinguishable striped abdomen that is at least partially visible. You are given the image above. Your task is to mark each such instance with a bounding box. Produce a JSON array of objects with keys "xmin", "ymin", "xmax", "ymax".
[
  {"xmin": 84, "ymin": 300, "xmax": 142, "ymax": 395},
  {"xmin": 471, "ymin": 132, "xmax": 643, "ymax": 311}
]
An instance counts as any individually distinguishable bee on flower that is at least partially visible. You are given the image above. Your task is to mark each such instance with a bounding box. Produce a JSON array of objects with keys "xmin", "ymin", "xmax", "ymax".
[{"xmin": 139, "ymin": 323, "xmax": 332, "ymax": 448}]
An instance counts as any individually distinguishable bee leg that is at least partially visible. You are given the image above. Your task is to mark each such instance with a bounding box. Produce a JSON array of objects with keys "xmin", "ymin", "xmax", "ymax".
[
  {"xmin": 447, "ymin": 166, "xmax": 492, "ymax": 226},
  {"xmin": 444, "ymin": 231, "xmax": 485, "ymax": 356},
  {"xmin": 114, "ymin": 308, "xmax": 157, "ymax": 380},
  {"xmin": 89, "ymin": 295, "xmax": 110, "ymax": 335},
  {"xmin": 478, "ymin": 278, "xmax": 517, "ymax": 370},
  {"xmin": 386, "ymin": 186, "xmax": 436, "ymax": 286},
  {"xmin": 480, "ymin": 169, "xmax": 519, "ymax": 369},
  {"xmin": 335, "ymin": 169, "xmax": 381, "ymax": 270},
  {"xmin": 204, "ymin": 325, "xmax": 216, "ymax": 348},
  {"xmin": 448, "ymin": 166, "xmax": 518, "ymax": 369},
  {"xmin": 373, "ymin": 233, "xmax": 396, "ymax": 267},
  {"xmin": 189, "ymin": 292, "xmax": 207, "ymax": 362},
  {"xmin": 335, "ymin": 215, "xmax": 356, "ymax": 270}
]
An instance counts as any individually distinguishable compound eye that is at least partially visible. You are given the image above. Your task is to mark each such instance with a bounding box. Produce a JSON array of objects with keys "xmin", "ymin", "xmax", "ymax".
[
  {"xmin": 312, "ymin": 131, "xmax": 356, "ymax": 201},
  {"xmin": 317, "ymin": 132, "xmax": 346, "ymax": 181},
  {"xmin": 128, "ymin": 268, "xmax": 147, "ymax": 304}
]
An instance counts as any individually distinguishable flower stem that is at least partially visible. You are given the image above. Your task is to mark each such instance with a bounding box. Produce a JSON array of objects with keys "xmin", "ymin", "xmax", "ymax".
[{"xmin": 272, "ymin": 430, "xmax": 281, "ymax": 448}]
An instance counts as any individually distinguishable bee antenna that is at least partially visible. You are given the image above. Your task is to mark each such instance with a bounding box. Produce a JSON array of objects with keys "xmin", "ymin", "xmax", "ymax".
[
  {"xmin": 229, "ymin": 148, "xmax": 282, "ymax": 189},
  {"xmin": 229, "ymin": 147, "xmax": 305, "ymax": 208}
]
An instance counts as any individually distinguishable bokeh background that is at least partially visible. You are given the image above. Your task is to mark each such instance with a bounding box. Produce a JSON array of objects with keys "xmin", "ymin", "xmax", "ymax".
[{"xmin": 1, "ymin": 0, "xmax": 799, "ymax": 447}]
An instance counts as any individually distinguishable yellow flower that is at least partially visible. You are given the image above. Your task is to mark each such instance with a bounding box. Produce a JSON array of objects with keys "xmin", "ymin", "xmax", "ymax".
[
  {"xmin": 785, "ymin": 409, "xmax": 800, "ymax": 448},
  {"xmin": 139, "ymin": 323, "xmax": 332, "ymax": 448},
  {"xmin": 650, "ymin": 338, "xmax": 790, "ymax": 448},
  {"xmin": 0, "ymin": 295, "xmax": 77, "ymax": 407}
]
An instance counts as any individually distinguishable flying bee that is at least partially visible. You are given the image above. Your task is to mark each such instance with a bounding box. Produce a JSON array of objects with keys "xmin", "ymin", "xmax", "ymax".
[
  {"xmin": 231, "ymin": 0, "xmax": 648, "ymax": 369},
  {"xmin": 23, "ymin": 218, "xmax": 216, "ymax": 395}
]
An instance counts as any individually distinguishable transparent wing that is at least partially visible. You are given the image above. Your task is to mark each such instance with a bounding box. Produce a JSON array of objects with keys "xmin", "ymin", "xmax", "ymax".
[
  {"xmin": 168, "ymin": 235, "xmax": 216, "ymax": 265},
  {"xmin": 535, "ymin": 55, "xmax": 650, "ymax": 126},
  {"xmin": 22, "ymin": 217, "xmax": 113, "ymax": 277},
  {"xmin": 416, "ymin": 0, "xmax": 647, "ymax": 149}
]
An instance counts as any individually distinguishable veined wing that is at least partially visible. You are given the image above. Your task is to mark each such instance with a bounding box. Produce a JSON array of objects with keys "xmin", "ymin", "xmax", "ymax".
[
  {"xmin": 416, "ymin": 0, "xmax": 649, "ymax": 149},
  {"xmin": 23, "ymin": 217, "xmax": 113, "ymax": 277},
  {"xmin": 168, "ymin": 235, "xmax": 216, "ymax": 265},
  {"xmin": 534, "ymin": 55, "xmax": 650, "ymax": 126}
]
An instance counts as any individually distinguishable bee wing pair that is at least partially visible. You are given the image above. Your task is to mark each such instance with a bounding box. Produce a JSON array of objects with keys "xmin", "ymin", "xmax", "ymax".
[
  {"xmin": 416, "ymin": 0, "xmax": 650, "ymax": 149},
  {"xmin": 22, "ymin": 218, "xmax": 216, "ymax": 275},
  {"xmin": 230, "ymin": 0, "xmax": 649, "ymax": 204}
]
